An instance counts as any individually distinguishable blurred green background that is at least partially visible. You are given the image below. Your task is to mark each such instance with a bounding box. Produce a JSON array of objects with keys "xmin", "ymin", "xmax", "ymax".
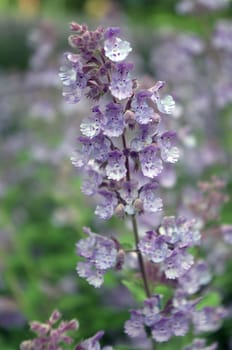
[{"xmin": 0, "ymin": 1, "xmax": 232, "ymax": 349}]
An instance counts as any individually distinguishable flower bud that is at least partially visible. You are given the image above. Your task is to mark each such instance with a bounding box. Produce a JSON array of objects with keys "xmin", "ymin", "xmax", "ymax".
[
  {"xmin": 114, "ymin": 203, "xmax": 125, "ymax": 218},
  {"xmin": 133, "ymin": 198, "xmax": 143, "ymax": 213}
]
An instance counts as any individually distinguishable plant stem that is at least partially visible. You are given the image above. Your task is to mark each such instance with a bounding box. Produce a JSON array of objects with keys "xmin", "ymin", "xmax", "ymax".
[
  {"xmin": 121, "ymin": 133, "xmax": 151, "ymax": 298},
  {"xmin": 131, "ymin": 215, "xmax": 151, "ymax": 298}
]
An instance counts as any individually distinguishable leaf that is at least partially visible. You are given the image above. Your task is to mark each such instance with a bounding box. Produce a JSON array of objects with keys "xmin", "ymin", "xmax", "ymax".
[
  {"xmin": 122, "ymin": 278, "xmax": 146, "ymax": 302},
  {"xmin": 153, "ymin": 284, "xmax": 173, "ymax": 309},
  {"xmin": 196, "ymin": 291, "xmax": 221, "ymax": 310}
]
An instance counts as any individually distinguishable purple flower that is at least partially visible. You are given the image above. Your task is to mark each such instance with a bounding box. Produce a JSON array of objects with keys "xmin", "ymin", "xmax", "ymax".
[
  {"xmin": 151, "ymin": 317, "xmax": 172, "ymax": 342},
  {"xmin": 171, "ymin": 311, "xmax": 189, "ymax": 336},
  {"xmin": 193, "ymin": 307, "xmax": 226, "ymax": 333},
  {"xmin": 158, "ymin": 131, "xmax": 180, "ymax": 163},
  {"xmin": 59, "ymin": 52, "xmax": 87, "ymax": 103},
  {"xmin": 221, "ymin": 224, "xmax": 232, "ymax": 244},
  {"xmin": 106, "ymin": 150, "xmax": 127, "ymax": 181},
  {"xmin": 139, "ymin": 145, "xmax": 163, "ymax": 178},
  {"xmin": 143, "ymin": 296, "xmax": 161, "ymax": 326},
  {"xmin": 184, "ymin": 338, "xmax": 218, "ymax": 350},
  {"xmin": 81, "ymin": 164, "xmax": 103, "ymax": 196},
  {"xmin": 124, "ymin": 310, "xmax": 146, "ymax": 338},
  {"xmin": 131, "ymin": 90, "xmax": 155, "ymax": 124},
  {"xmin": 80, "ymin": 106, "xmax": 104, "ymax": 139},
  {"xmin": 76, "ymin": 227, "xmax": 118, "ymax": 287},
  {"xmin": 139, "ymin": 182, "xmax": 163, "ymax": 213},
  {"xmin": 159, "ymin": 216, "xmax": 201, "ymax": 247},
  {"xmin": 76, "ymin": 262, "xmax": 104, "ymax": 288},
  {"xmin": 109, "ymin": 62, "xmax": 133, "ymax": 100},
  {"xmin": 163, "ymin": 248, "xmax": 194, "ymax": 279},
  {"xmin": 119, "ymin": 181, "xmax": 138, "ymax": 215},
  {"xmin": 95, "ymin": 190, "xmax": 118, "ymax": 220},
  {"xmin": 75, "ymin": 330, "xmax": 113, "ymax": 350},
  {"xmin": 130, "ymin": 121, "xmax": 159, "ymax": 151},
  {"xmin": 178, "ymin": 260, "xmax": 211, "ymax": 294},
  {"xmin": 149, "ymin": 81, "xmax": 175, "ymax": 115},
  {"xmin": 103, "ymin": 102, "xmax": 125, "ymax": 137},
  {"xmin": 104, "ymin": 35, "xmax": 132, "ymax": 62},
  {"xmin": 138, "ymin": 231, "xmax": 169, "ymax": 263}
]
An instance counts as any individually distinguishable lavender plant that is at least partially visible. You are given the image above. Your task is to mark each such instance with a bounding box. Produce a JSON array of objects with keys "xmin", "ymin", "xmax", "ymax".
[{"xmin": 21, "ymin": 22, "xmax": 228, "ymax": 350}]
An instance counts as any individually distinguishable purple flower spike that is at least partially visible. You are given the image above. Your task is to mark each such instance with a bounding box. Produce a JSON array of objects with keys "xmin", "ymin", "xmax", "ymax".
[
  {"xmin": 109, "ymin": 62, "xmax": 133, "ymax": 100},
  {"xmin": 139, "ymin": 145, "xmax": 163, "ymax": 178},
  {"xmin": 106, "ymin": 150, "xmax": 127, "ymax": 181},
  {"xmin": 138, "ymin": 231, "xmax": 169, "ymax": 263},
  {"xmin": 131, "ymin": 90, "xmax": 154, "ymax": 125},
  {"xmin": 139, "ymin": 183, "xmax": 163, "ymax": 213},
  {"xmin": 103, "ymin": 102, "xmax": 125, "ymax": 137},
  {"xmin": 151, "ymin": 317, "xmax": 172, "ymax": 342},
  {"xmin": 158, "ymin": 131, "xmax": 180, "ymax": 163}
]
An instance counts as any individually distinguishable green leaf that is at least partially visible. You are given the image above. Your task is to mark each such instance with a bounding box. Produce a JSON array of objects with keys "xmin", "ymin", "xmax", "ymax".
[
  {"xmin": 122, "ymin": 278, "xmax": 146, "ymax": 302},
  {"xmin": 196, "ymin": 291, "xmax": 221, "ymax": 310},
  {"xmin": 153, "ymin": 284, "xmax": 173, "ymax": 308}
]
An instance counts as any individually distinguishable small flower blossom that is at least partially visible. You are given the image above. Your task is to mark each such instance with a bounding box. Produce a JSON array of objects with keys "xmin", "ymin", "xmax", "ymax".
[
  {"xmin": 76, "ymin": 227, "xmax": 118, "ymax": 287},
  {"xmin": 106, "ymin": 150, "xmax": 127, "ymax": 181},
  {"xmin": 109, "ymin": 62, "xmax": 133, "ymax": 100},
  {"xmin": 163, "ymin": 248, "xmax": 194, "ymax": 279},
  {"xmin": 139, "ymin": 145, "xmax": 163, "ymax": 178},
  {"xmin": 193, "ymin": 307, "xmax": 226, "ymax": 333},
  {"xmin": 81, "ymin": 164, "xmax": 103, "ymax": 196},
  {"xmin": 80, "ymin": 106, "xmax": 104, "ymax": 139},
  {"xmin": 131, "ymin": 90, "xmax": 155, "ymax": 125},
  {"xmin": 178, "ymin": 260, "xmax": 211, "ymax": 294},
  {"xmin": 138, "ymin": 231, "xmax": 169, "ymax": 263},
  {"xmin": 76, "ymin": 330, "xmax": 113, "ymax": 350},
  {"xmin": 149, "ymin": 81, "xmax": 175, "ymax": 115},
  {"xmin": 104, "ymin": 34, "xmax": 132, "ymax": 62},
  {"xmin": 95, "ymin": 190, "xmax": 118, "ymax": 220},
  {"xmin": 158, "ymin": 131, "xmax": 180, "ymax": 163},
  {"xmin": 119, "ymin": 181, "xmax": 138, "ymax": 215},
  {"xmin": 130, "ymin": 121, "xmax": 159, "ymax": 151},
  {"xmin": 139, "ymin": 183, "xmax": 163, "ymax": 213},
  {"xmin": 124, "ymin": 310, "xmax": 146, "ymax": 338},
  {"xmin": 171, "ymin": 311, "xmax": 190, "ymax": 336},
  {"xmin": 221, "ymin": 224, "xmax": 232, "ymax": 244},
  {"xmin": 103, "ymin": 102, "xmax": 125, "ymax": 137},
  {"xmin": 184, "ymin": 338, "xmax": 218, "ymax": 350},
  {"xmin": 59, "ymin": 52, "xmax": 87, "ymax": 104},
  {"xmin": 151, "ymin": 317, "xmax": 172, "ymax": 342},
  {"xmin": 143, "ymin": 296, "xmax": 161, "ymax": 326}
]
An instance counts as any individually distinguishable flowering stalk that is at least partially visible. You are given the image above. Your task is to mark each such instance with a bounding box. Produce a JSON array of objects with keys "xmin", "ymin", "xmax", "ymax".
[{"xmin": 56, "ymin": 22, "xmax": 226, "ymax": 349}]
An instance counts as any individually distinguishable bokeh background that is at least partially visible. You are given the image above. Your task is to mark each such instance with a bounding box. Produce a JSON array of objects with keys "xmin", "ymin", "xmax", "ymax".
[{"xmin": 0, "ymin": 0, "xmax": 232, "ymax": 349}]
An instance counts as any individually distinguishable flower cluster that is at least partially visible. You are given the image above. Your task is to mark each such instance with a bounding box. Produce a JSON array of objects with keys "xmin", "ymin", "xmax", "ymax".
[
  {"xmin": 125, "ymin": 292, "xmax": 225, "ymax": 343},
  {"xmin": 20, "ymin": 310, "xmax": 112, "ymax": 350},
  {"xmin": 76, "ymin": 227, "xmax": 120, "ymax": 287},
  {"xmin": 59, "ymin": 23, "xmax": 227, "ymax": 349}
]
